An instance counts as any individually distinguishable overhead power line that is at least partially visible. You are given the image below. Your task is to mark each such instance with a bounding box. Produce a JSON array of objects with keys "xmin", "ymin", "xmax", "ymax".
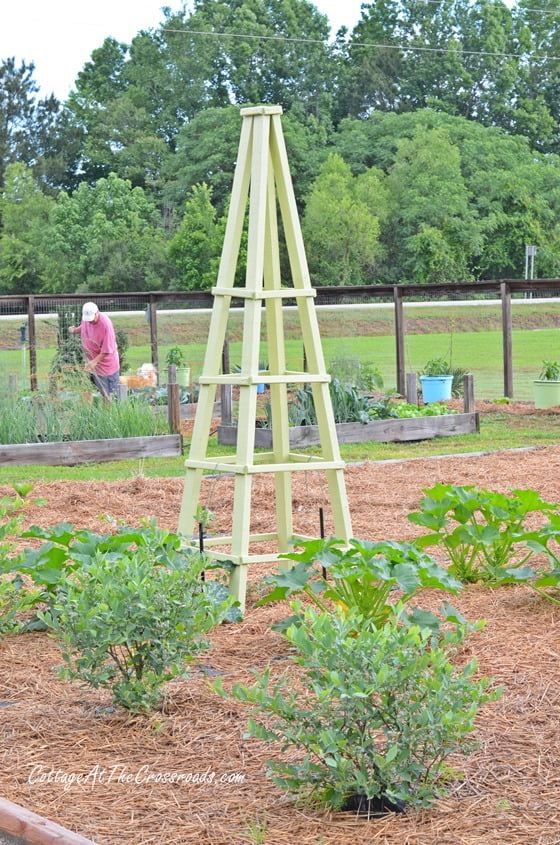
[{"xmin": 161, "ymin": 26, "xmax": 560, "ymax": 63}]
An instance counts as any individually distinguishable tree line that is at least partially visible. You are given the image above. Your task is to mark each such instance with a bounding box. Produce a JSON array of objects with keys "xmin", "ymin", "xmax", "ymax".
[{"xmin": 1, "ymin": 0, "xmax": 560, "ymax": 294}]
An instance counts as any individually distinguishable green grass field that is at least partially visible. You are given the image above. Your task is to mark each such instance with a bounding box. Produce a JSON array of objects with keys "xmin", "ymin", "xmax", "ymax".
[{"xmin": 3, "ymin": 323, "xmax": 556, "ymax": 400}]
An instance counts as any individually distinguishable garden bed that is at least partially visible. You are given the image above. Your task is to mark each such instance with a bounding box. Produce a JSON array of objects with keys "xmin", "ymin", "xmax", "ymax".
[
  {"xmin": 0, "ymin": 435, "xmax": 182, "ymax": 466},
  {"xmin": 218, "ymin": 411, "xmax": 479, "ymax": 447},
  {"xmin": 1, "ymin": 445, "xmax": 560, "ymax": 843}
]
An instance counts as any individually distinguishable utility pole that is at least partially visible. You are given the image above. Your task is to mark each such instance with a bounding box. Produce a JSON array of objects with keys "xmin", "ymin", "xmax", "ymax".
[{"xmin": 525, "ymin": 245, "xmax": 537, "ymax": 298}]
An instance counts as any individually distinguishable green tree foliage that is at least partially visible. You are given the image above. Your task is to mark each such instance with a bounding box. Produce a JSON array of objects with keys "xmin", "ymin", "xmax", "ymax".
[
  {"xmin": 334, "ymin": 109, "xmax": 560, "ymax": 282},
  {"xmin": 67, "ymin": 37, "xmax": 169, "ymax": 192},
  {"xmin": 383, "ymin": 127, "xmax": 480, "ymax": 283},
  {"xmin": 164, "ymin": 108, "xmax": 243, "ymax": 215},
  {"xmin": 44, "ymin": 172, "xmax": 172, "ymax": 292},
  {"xmin": 165, "ymin": 104, "xmax": 331, "ymax": 214},
  {"xmin": 62, "ymin": 1, "xmax": 334, "ymax": 201},
  {"xmin": 168, "ymin": 183, "xmax": 221, "ymax": 290},
  {"xmin": 169, "ymin": 0, "xmax": 334, "ymax": 115},
  {"xmin": 302, "ymin": 154, "xmax": 384, "ymax": 285},
  {"xmin": 337, "ymin": 0, "xmax": 557, "ymax": 151},
  {"xmin": 510, "ymin": 0, "xmax": 560, "ymax": 152},
  {"xmin": 0, "ymin": 163, "xmax": 54, "ymax": 294},
  {"xmin": 5, "ymin": 0, "xmax": 560, "ymax": 291},
  {"xmin": 0, "ymin": 58, "xmax": 76, "ymax": 194}
]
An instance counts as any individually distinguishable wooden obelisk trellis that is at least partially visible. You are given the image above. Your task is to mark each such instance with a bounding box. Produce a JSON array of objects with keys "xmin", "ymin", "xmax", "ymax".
[{"xmin": 178, "ymin": 105, "xmax": 352, "ymax": 609}]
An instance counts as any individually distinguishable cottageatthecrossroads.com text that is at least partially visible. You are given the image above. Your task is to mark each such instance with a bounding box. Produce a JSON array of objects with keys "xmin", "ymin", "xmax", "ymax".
[{"xmin": 28, "ymin": 764, "xmax": 246, "ymax": 790}]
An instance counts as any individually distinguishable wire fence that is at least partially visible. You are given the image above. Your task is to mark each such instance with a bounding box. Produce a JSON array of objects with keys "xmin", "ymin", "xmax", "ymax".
[{"xmin": 1, "ymin": 282, "xmax": 560, "ymax": 401}]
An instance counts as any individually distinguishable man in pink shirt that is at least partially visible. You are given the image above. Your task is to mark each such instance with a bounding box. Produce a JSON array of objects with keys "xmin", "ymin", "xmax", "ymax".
[{"xmin": 69, "ymin": 302, "xmax": 120, "ymax": 398}]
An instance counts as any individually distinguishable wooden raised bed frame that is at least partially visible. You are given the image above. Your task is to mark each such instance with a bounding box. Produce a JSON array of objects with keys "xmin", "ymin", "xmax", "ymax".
[
  {"xmin": 218, "ymin": 412, "xmax": 479, "ymax": 448},
  {"xmin": 218, "ymin": 373, "xmax": 478, "ymax": 447},
  {"xmin": 0, "ymin": 795, "xmax": 96, "ymax": 844},
  {"xmin": 0, "ymin": 435, "xmax": 182, "ymax": 467}
]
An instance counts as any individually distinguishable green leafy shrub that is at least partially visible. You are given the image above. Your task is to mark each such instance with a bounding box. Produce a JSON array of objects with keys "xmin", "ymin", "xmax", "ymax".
[
  {"xmin": 257, "ymin": 537, "xmax": 462, "ymax": 633},
  {"xmin": 39, "ymin": 547, "xmax": 231, "ymax": 712},
  {"xmin": 216, "ymin": 608, "xmax": 497, "ymax": 811},
  {"xmin": 420, "ymin": 357, "xmax": 451, "ymax": 376},
  {"xmin": 538, "ymin": 360, "xmax": 560, "ymax": 380},
  {"xmin": 408, "ymin": 484, "xmax": 556, "ymax": 584},
  {"xmin": 0, "ymin": 577, "xmax": 40, "ymax": 636}
]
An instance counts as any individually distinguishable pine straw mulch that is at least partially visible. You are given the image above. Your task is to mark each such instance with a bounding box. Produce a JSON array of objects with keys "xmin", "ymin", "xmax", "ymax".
[{"xmin": 2, "ymin": 445, "xmax": 560, "ymax": 844}]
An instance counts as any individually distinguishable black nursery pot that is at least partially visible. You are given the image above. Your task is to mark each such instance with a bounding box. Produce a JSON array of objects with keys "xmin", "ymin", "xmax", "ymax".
[{"xmin": 341, "ymin": 792, "xmax": 406, "ymax": 817}]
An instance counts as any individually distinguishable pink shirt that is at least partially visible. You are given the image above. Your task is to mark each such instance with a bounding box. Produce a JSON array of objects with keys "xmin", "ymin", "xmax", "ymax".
[{"xmin": 80, "ymin": 313, "xmax": 120, "ymax": 376}]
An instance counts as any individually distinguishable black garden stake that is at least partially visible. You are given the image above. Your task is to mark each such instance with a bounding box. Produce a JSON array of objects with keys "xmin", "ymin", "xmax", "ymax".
[
  {"xmin": 198, "ymin": 522, "xmax": 206, "ymax": 581},
  {"xmin": 319, "ymin": 507, "xmax": 327, "ymax": 580}
]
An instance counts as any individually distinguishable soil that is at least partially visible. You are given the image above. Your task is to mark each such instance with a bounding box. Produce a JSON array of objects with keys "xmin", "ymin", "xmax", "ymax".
[{"xmin": 1, "ymin": 436, "xmax": 560, "ymax": 844}]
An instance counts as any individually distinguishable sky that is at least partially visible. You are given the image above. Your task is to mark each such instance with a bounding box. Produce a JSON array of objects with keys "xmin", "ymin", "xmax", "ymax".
[{"xmin": 0, "ymin": 0, "xmax": 366, "ymax": 101}]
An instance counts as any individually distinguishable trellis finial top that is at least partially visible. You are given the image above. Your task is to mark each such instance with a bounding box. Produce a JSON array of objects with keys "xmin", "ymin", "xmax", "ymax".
[{"xmin": 240, "ymin": 105, "xmax": 283, "ymax": 117}]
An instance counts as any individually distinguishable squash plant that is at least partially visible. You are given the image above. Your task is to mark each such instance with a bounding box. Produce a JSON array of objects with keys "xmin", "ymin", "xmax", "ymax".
[
  {"xmin": 408, "ymin": 484, "xmax": 556, "ymax": 585},
  {"xmin": 521, "ymin": 512, "xmax": 560, "ymax": 603},
  {"xmin": 257, "ymin": 537, "xmax": 463, "ymax": 634}
]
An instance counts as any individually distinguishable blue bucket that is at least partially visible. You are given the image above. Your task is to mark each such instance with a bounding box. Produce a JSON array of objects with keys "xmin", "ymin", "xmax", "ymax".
[{"xmin": 420, "ymin": 375, "xmax": 453, "ymax": 403}]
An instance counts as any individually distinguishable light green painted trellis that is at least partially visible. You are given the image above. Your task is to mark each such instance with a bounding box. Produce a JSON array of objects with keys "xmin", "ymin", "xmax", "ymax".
[{"xmin": 178, "ymin": 105, "xmax": 352, "ymax": 609}]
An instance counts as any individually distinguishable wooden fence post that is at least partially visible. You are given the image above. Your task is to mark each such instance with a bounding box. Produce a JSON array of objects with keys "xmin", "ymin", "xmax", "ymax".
[
  {"xmin": 27, "ymin": 296, "xmax": 37, "ymax": 392},
  {"xmin": 394, "ymin": 286, "xmax": 405, "ymax": 396},
  {"xmin": 148, "ymin": 295, "xmax": 159, "ymax": 384},
  {"xmin": 221, "ymin": 336, "xmax": 232, "ymax": 425},
  {"xmin": 501, "ymin": 282, "xmax": 513, "ymax": 398},
  {"xmin": 463, "ymin": 373, "xmax": 475, "ymax": 413},
  {"xmin": 405, "ymin": 372, "xmax": 418, "ymax": 403},
  {"xmin": 167, "ymin": 365, "xmax": 181, "ymax": 434}
]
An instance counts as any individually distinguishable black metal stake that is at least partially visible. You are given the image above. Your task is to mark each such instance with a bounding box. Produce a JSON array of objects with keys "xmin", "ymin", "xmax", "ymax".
[
  {"xmin": 198, "ymin": 522, "xmax": 206, "ymax": 581},
  {"xmin": 319, "ymin": 507, "xmax": 327, "ymax": 580}
]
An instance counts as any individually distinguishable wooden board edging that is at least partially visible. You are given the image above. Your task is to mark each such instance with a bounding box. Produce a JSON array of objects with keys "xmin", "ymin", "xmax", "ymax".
[
  {"xmin": 0, "ymin": 435, "xmax": 183, "ymax": 467},
  {"xmin": 218, "ymin": 413, "xmax": 479, "ymax": 448},
  {"xmin": 0, "ymin": 795, "xmax": 96, "ymax": 844}
]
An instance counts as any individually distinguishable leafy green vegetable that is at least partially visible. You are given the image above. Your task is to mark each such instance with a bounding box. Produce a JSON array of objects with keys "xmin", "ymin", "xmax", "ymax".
[
  {"xmin": 409, "ymin": 484, "xmax": 556, "ymax": 584},
  {"xmin": 258, "ymin": 537, "xmax": 462, "ymax": 634}
]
